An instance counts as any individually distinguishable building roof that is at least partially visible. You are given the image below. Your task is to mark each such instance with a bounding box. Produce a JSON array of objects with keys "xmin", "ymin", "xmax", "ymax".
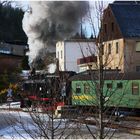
[
  {"xmin": 0, "ymin": 53, "xmax": 23, "ymax": 58},
  {"xmin": 64, "ymin": 39, "xmax": 96, "ymax": 42},
  {"xmin": 110, "ymin": 3, "xmax": 140, "ymax": 38},
  {"xmin": 70, "ymin": 71, "xmax": 140, "ymax": 81},
  {"xmin": 0, "ymin": 42, "xmax": 27, "ymax": 56}
]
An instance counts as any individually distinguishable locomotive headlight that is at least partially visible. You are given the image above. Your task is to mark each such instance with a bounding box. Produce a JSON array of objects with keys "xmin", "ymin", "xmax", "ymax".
[{"xmin": 39, "ymin": 87, "xmax": 42, "ymax": 91}]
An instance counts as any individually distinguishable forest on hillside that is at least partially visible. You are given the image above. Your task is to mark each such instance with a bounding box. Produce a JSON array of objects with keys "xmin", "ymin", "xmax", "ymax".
[{"xmin": 0, "ymin": 2, "xmax": 27, "ymax": 44}]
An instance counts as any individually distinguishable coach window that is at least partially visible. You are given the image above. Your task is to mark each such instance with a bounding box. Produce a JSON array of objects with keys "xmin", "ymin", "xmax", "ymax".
[
  {"xmin": 84, "ymin": 83, "xmax": 90, "ymax": 94},
  {"xmin": 107, "ymin": 83, "xmax": 112, "ymax": 89},
  {"xmin": 117, "ymin": 82, "xmax": 123, "ymax": 89},
  {"xmin": 76, "ymin": 84, "xmax": 81, "ymax": 94},
  {"xmin": 132, "ymin": 82, "xmax": 139, "ymax": 95}
]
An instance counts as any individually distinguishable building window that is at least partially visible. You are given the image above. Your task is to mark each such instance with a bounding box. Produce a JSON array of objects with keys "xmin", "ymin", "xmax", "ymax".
[
  {"xmin": 108, "ymin": 43, "xmax": 111, "ymax": 54},
  {"xmin": 104, "ymin": 24, "xmax": 107, "ymax": 33},
  {"xmin": 57, "ymin": 52, "xmax": 59, "ymax": 59},
  {"xmin": 116, "ymin": 42, "xmax": 119, "ymax": 54},
  {"xmin": 136, "ymin": 66, "xmax": 140, "ymax": 72},
  {"xmin": 101, "ymin": 44, "xmax": 104, "ymax": 55},
  {"xmin": 117, "ymin": 83, "xmax": 123, "ymax": 89},
  {"xmin": 107, "ymin": 83, "xmax": 112, "ymax": 89},
  {"xmin": 84, "ymin": 83, "xmax": 90, "ymax": 94},
  {"xmin": 61, "ymin": 50, "xmax": 63, "ymax": 59},
  {"xmin": 132, "ymin": 82, "xmax": 139, "ymax": 95},
  {"xmin": 111, "ymin": 22, "xmax": 114, "ymax": 32},
  {"xmin": 136, "ymin": 42, "xmax": 140, "ymax": 52},
  {"xmin": 108, "ymin": 10, "xmax": 110, "ymax": 17},
  {"xmin": 76, "ymin": 84, "xmax": 81, "ymax": 94}
]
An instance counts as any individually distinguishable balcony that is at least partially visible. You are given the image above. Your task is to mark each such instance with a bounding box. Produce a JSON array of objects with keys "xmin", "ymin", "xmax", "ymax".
[{"xmin": 77, "ymin": 55, "xmax": 97, "ymax": 65}]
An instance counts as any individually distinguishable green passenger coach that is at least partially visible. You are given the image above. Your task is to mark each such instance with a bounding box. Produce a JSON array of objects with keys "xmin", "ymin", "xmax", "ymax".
[{"xmin": 70, "ymin": 72, "xmax": 140, "ymax": 110}]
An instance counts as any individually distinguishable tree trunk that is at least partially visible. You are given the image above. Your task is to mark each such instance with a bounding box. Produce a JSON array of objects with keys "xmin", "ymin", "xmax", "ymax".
[{"xmin": 98, "ymin": 43, "xmax": 104, "ymax": 139}]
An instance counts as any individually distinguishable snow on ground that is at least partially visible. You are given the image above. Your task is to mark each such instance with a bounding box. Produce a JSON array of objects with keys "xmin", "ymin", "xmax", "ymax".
[
  {"xmin": 0, "ymin": 103, "xmax": 140, "ymax": 139},
  {"xmin": 0, "ymin": 111, "xmax": 33, "ymax": 139},
  {"xmin": 0, "ymin": 102, "xmax": 21, "ymax": 109}
]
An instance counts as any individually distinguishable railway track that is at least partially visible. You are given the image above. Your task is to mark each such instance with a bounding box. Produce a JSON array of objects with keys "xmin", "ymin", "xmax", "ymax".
[{"xmin": 70, "ymin": 116, "xmax": 140, "ymax": 135}]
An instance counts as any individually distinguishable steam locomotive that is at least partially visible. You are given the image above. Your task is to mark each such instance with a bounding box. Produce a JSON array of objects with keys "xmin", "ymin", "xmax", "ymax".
[
  {"xmin": 21, "ymin": 69, "xmax": 76, "ymax": 111},
  {"xmin": 21, "ymin": 68, "xmax": 140, "ymax": 116}
]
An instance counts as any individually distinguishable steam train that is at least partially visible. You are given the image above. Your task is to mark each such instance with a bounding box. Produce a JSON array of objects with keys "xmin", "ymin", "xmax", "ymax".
[{"xmin": 21, "ymin": 69, "xmax": 140, "ymax": 115}]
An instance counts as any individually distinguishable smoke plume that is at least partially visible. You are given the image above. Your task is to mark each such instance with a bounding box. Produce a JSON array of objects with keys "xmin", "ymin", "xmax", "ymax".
[{"xmin": 22, "ymin": 1, "xmax": 89, "ymax": 67}]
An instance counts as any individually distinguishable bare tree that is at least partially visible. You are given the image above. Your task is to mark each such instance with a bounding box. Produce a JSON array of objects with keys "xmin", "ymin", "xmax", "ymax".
[
  {"xmin": 9, "ymin": 70, "xmax": 82, "ymax": 139},
  {"xmin": 3, "ymin": 1, "xmax": 139, "ymax": 139},
  {"xmin": 69, "ymin": 1, "xmax": 133, "ymax": 139}
]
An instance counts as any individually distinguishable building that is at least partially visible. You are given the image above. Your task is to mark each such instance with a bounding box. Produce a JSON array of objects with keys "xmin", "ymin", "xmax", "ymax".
[
  {"xmin": 0, "ymin": 54, "xmax": 23, "ymax": 74},
  {"xmin": 100, "ymin": 1, "xmax": 140, "ymax": 72},
  {"xmin": 0, "ymin": 42, "xmax": 28, "ymax": 74},
  {"xmin": 56, "ymin": 39, "xmax": 96, "ymax": 73},
  {"xmin": 0, "ymin": 42, "xmax": 28, "ymax": 56}
]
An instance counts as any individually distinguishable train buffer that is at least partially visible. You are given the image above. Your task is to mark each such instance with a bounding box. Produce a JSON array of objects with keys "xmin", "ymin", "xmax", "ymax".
[{"xmin": 55, "ymin": 105, "xmax": 78, "ymax": 119}]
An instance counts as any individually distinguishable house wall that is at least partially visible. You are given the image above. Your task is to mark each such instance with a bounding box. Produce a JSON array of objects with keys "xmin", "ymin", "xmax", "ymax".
[
  {"xmin": 124, "ymin": 39, "xmax": 140, "ymax": 72},
  {"xmin": 100, "ymin": 4, "xmax": 140, "ymax": 73},
  {"xmin": 100, "ymin": 6, "xmax": 123, "ymax": 42},
  {"xmin": 0, "ymin": 54, "xmax": 23, "ymax": 74},
  {"xmin": 56, "ymin": 41, "xmax": 65, "ymax": 71},
  {"xmin": 56, "ymin": 40, "xmax": 96, "ymax": 72},
  {"xmin": 103, "ymin": 38, "xmax": 125, "ymax": 71}
]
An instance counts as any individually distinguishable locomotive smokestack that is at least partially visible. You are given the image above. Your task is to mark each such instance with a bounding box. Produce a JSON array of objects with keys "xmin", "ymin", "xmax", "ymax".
[
  {"xmin": 30, "ymin": 67, "xmax": 36, "ymax": 77},
  {"xmin": 22, "ymin": 1, "xmax": 89, "ymax": 67}
]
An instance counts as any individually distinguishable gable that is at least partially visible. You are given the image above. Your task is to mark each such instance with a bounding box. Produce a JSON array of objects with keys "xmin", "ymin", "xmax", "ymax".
[
  {"xmin": 100, "ymin": 5, "xmax": 123, "ymax": 42},
  {"xmin": 110, "ymin": 3, "xmax": 140, "ymax": 38}
]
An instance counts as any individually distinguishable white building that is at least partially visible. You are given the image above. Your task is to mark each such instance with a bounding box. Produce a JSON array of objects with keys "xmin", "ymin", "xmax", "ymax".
[{"xmin": 56, "ymin": 39, "xmax": 97, "ymax": 73}]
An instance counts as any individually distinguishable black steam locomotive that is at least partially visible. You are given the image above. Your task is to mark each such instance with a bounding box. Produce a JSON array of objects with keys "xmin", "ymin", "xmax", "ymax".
[{"xmin": 21, "ymin": 69, "xmax": 76, "ymax": 111}]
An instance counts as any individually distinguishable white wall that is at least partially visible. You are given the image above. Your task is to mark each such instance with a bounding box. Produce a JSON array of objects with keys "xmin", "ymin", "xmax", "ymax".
[
  {"xmin": 56, "ymin": 40, "xmax": 97, "ymax": 73},
  {"xmin": 56, "ymin": 41, "xmax": 65, "ymax": 71}
]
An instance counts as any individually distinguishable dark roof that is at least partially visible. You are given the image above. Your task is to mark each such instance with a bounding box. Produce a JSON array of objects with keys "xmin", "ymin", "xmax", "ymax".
[
  {"xmin": 0, "ymin": 42, "xmax": 27, "ymax": 56},
  {"xmin": 110, "ymin": 3, "xmax": 140, "ymax": 38},
  {"xmin": 113, "ymin": 1, "xmax": 140, "ymax": 4},
  {"xmin": 0, "ymin": 53, "xmax": 23, "ymax": 58},
  {"xmin": 70, "ymin": 72, "xmax": 140, "ymax": 81},
  {"xmin": 64, "ymin": 39, "xmax": 95, "ymax": 42}
]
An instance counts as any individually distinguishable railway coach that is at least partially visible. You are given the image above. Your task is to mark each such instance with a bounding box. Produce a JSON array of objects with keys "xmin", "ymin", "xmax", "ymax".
[{"xmin": 70, "ymin": 72, "xmax": 140, "ymax": 113}]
